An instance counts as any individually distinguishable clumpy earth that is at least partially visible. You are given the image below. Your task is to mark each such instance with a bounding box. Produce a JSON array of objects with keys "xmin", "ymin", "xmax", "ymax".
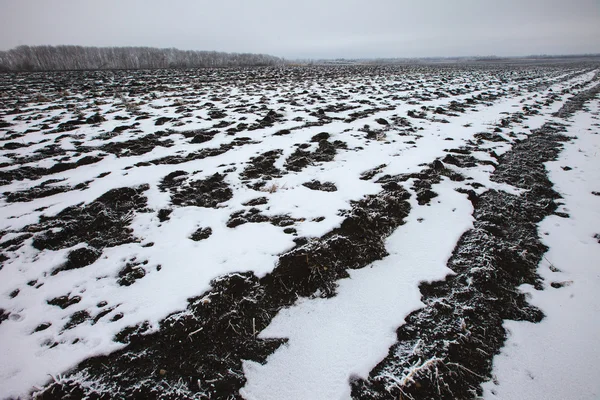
[{"xmin": 0, "ymin": 63, "xmax": 598, "ymax": 399}]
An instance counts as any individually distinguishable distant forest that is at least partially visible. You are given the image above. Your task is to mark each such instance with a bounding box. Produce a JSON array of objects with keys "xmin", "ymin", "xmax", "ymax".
[{"xmin": 0, "ymin": 45, "xmax": 285, "ymax": 72}]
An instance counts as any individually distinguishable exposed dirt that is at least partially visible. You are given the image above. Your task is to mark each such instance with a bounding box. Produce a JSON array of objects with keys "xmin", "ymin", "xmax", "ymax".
[
  {"xmin": 0, "ymin": 155, "xmax": 103, "ymax": 186},
  {"xmin": 30, "ymin": 185, "xmax": 150, "ymax": 251},
  {"xmin": 1, "ymin": 64, "xmax": 597, "ymax": 400},
  {"xmin": 360, "ymin": 164, "xmax": 387, "ymax": 181},
  {"xmin": 351, "ymin": 123, "xmax": 573, "ymax": 399},
  {"xmin": 33, "ymin": 183, "xmax": 411, "ymax": 399},
  {"xmin": 242, "ymin": 197, "xmax": 268, "ymax": 207},
  {"xmin": 0, "ymin": 309, "xmax": 9, "ymax": 326},
  {"xmin": 553, "ymin": 78, "xmax": 600, "ymax": 118},
  {"xmin": 189, "ymin": 227, "xmax": 213, "ymax": 241},
  {"xmin": 47, "ymin": 294, "xmax": 82, "ymax": 310},
  {"xmin": 240, "ymin": 150, "xmax": 284, "ymax": 181},
  {"xmin": 376, "ymin": 160, "xmax": 466, "ymax": 206},
  {"xmin": 100, "ymin": 133, "xmax": 174, "ymax": 157},
  {"xmin": 138, "ymin": 138, "xmax": 257, "ymax": 167},
  {"xmin": 51, "ymin": 247, "xmax": 102, "ymax": 276},
  {"xmin": 302, "ymin": 180, "xmax": 338, "ymax": 192},
  {"xmin": 185, "ymin": 129, "xmax": 218, "ymax": 144},
  {"xmin": 345, "ymin": 106, "xmax": 395, "ymax": 122},
  {"xmin": 117, "ymin": 260, "xmax": 149, "ymax": 287},
  {"xmin": 226, "ymin": 208, "xmax": 299, "ymax": 230},
  {"xmin": 0, "ymin": 233, "xmax": 33, "ymax": 253},
  {"xmin": 284, "ymin": 139, "xmax": 347, "ymax": 172},
  {"xmin": 4, "ymin": 179, "xmax": 90, "ymax": 203},
  {"xmin": 159, "ymin": 172, "xmax": 233, "ymax": 208},
  {"xmin": 0, "ymin": 185, "xmax": 152, "ymax": 330}
]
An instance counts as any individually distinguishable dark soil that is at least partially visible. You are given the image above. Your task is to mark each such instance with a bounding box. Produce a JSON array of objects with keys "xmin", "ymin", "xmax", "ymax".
[
  {"xmin": 117, "ymin": 261, "xmax": 148, "ymax": 286},
  {"xmin": 47, "ymin": 294, "xmax": 82, "ymax": 309},
  {"xmin": 248, "ymin": 109, "xmax": 284, "ymax": 130},
  {"xmin": 360, "ymin": 164, "xmax": 387, "ymax": 181},
  {"xmin": 189, "ymin": 227, "xmax": 213, "ymax": 241},
  {"xmin": 159, "ymin": 172, "xmax": 233, "ymax": 208},
  {"xmin": 442, "ymin": 151, "xmax": 496, "ymax": 169},
  {"xmin": 157, "ymin": 208, "xmax": 173, "ymax": 222},
  {"xmin": 474, "ymin": 131, "xmax": 508, "ymax": 143},
  {"xmin": 0, "ymin": 233, "xmax": 33, "ymax": 253},
  {"xmin": 100, "ymin": 133, "xmax": 174, "ymax": 157},
  {"xmin": 141, "ymin": 142, "xmax": 239, "ymax": 166},
  {"xmin": 4, "ymin": 181, "xmax": 79, "ymax": 203},
  {"xmin": 284, "ymin": 139, "xmax": 346, "ymax": 172},
  {"xmin": 30, "ymin": 185, "xmax": 149, "ymax": 251},
  {"xmin": 33, "ymin": 182, "xmax": 411, "ymax": 399},
  {"xmin": 376, "ymin": 160, "xmax": 466, "ymax": 206},
  {"xmin": 1, "ymin": 186, "xmax": 151, "ymax": 318},
  {"xmin": 226, "ymin": 208, "xmax": 298, "ymax": 229},
  {"xmin": 155, "ymin": 117, "xmax": 172, "ymax": 126},
  {"xmin": 2, "ymin": 63, "xmax": 595, "ymax": 400},
  {"xmin": 0, "ymin": 155, "xmax": 103, "ymax": 186},
  {"xmin": 240, "ymin": 150, "xmax": 283, "ymax": 181},
  {"xmin": 242, "ymin": 197, "xmax": 268, "ymax": 206},
  {"xmin": 302, "ymin": 180, "xmax": 338, "ymax": 192},
  {"xmin": 553, "ymin": 79, "xmax": 600, "ymax": 118},
  {"xmin": 63, "ymin": 310, "xmax": 91, "ymax": 330},
  {"xmin": 351, "ymin": 123, "xmax": 572, "ymax": 399},
  {"xmin": 33, "ymin": 322, "xmax": 52, "ymax": 333},
  {"xmin": 0, "ymin": 309, "xmax": 9, "ymax": 326},
  {"xmin": 187, "ymin": 130, "xmax": 218, "ymax": 144},
  {"xmin": 345, "ymin": 106, "xmax": 395, "ymax": 122},
  {"xmin": 310, "ymin": 132, "xmax": 330, "ymax": 142},
  {"xmin": 51, "ymin": 247, "xmax": 102, "ymax": 276}
]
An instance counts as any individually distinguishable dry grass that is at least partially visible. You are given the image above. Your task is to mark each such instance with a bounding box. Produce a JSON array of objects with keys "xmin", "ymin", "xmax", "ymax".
[{"xmin": 262, "ymin": 183, "xmax": 279, "ymax": 193}]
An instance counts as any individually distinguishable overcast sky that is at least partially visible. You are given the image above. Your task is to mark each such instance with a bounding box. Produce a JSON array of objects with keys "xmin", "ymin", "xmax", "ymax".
[{"xmin": 1, "ymin": 0, "xmax": 599, "ymax": 59}]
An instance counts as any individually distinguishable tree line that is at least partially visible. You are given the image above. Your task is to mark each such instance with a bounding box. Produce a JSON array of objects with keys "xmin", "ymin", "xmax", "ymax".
[{"xmin": 0, "ymin": 45, "xmax": 285, "ymax": 72}]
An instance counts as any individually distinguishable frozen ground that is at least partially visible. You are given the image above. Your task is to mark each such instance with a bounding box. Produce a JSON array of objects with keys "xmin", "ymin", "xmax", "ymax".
[
  {"xmin": 0, "ymin": 64, "xmax": 598, "ymax": 399},
  {"xmin": 482, "ymin": 99, "xmax": 600, "ymax": 400}
]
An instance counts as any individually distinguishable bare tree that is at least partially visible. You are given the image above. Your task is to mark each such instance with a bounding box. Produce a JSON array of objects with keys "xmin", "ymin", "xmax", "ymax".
[{"xmin": 0, "ymin": 45, "xmax": 284, "ymax": 72}]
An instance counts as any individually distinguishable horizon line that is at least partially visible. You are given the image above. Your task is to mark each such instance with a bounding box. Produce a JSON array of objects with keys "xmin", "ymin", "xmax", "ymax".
[{"xmin": 2, "ymin": 44, "xmax": 600, "ymax": 62}]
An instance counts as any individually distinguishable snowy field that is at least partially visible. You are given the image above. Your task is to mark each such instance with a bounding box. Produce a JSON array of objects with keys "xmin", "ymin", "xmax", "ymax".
[{"xmin": 0, "ymin": 64, "xmax": 599, "ymax": 399}]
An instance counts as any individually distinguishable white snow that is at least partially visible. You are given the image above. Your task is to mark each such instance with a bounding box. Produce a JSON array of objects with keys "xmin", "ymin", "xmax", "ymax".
[
  {"xmin": 0, "ymin": 66, "xmax": 598, "ymax": 399},
  {"xmin": 241, "ymin": 179, "xmax": 473, "ymax": 400},
  {"xmin": 483, "ymin": 99, "xmax": 600, "ymax": 400}
]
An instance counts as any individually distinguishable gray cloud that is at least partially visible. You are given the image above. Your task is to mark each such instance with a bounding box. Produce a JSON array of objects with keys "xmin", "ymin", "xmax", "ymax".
[{"xmin": 1, "ymin": 0, "xmax": 599, "ymax": 58}]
